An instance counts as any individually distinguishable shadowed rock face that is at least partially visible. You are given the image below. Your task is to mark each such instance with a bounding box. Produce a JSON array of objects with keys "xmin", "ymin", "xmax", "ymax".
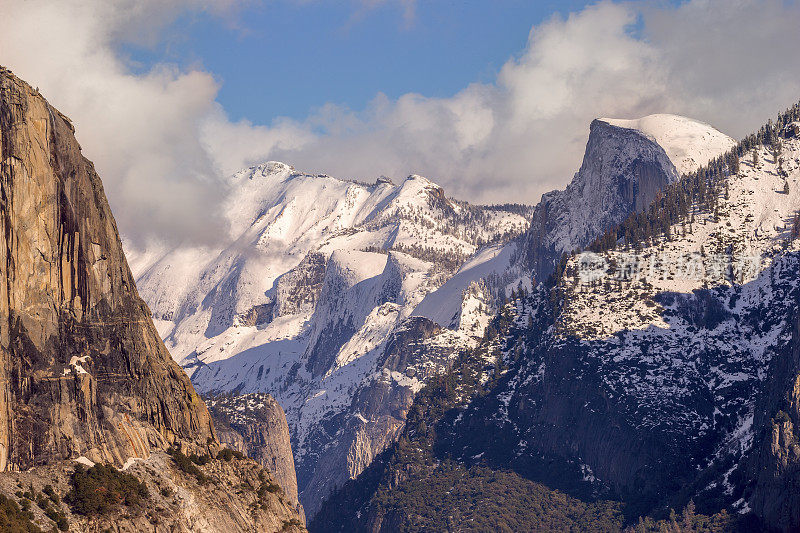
[
  {"xmin": 298, "ymin": 317, "xmax": 444, "ymax": 517},
  {"xmin": 0, "ymin": 68, "xmax": 215, "ymax": 471},
  {"xmin": 749, "ymin": 305, "xmax": 800, "ymax": 531}
]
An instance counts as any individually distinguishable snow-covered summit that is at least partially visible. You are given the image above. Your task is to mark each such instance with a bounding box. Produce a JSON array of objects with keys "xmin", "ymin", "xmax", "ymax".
[
  {"xmin": 135, "ymin": 162, "xmax": 527, "ymax": 349},
  {"xmin": 440, "ymin": 116, "xmax": 800, "ymax": 528},
  {"xmin": 599, "ymin": 114, "xmax": 735, "ymax": 176},
  {"xmin": 520, "ymin": 114, "xmax": 735, "ymax": 282},
  {"xmin": 546, "ymin": 131, "xmax": 800, "ymax": 510},
  {"xmin": 132, "ymin": 160, "xmax": 530, "ymax": 513},
  {"xmin": 131, "ymin": 113, "xmax": 735, "ymax": 516}
]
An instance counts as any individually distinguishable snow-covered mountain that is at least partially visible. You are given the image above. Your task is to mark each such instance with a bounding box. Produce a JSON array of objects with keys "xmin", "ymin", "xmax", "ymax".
[
  {"xmin": 521, "ymin": 114, "xmax": 735, "ymax": 281},
  {"xmin": 600, "ymin": 114, "xmax": 738, "ymax": 176},
  {"xmin": 312, "ymin": 106, "xmax": 800, "ymax": 533},
  {"xmin": 440, "ymin": 115, "xmax": 800, "ymax": 527},
  {"xmin": 133, "ymin": 113, "xmax": 735, "ymax": 517},
  {"xmin": 410, "ymin": 115, "xmax": 735, "ymax": 334},
  {"xmin": 131, "ymin": 163, "xmax": 530, "ymax": 514}
]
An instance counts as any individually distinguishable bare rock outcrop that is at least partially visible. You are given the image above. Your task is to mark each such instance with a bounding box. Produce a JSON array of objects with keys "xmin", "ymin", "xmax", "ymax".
[
  {"xmin": 0, "ymin": 451, "xmax": 305, "ymax": 532},
  {"xmin": 0, "ymin": 67, "xmax": 216, "ymax": 471},
  {"xmin": 748, "ymin": 302, "xmax": 800, "ymax": 531},
  {"xmin": 207, "ymin": 394, "xmax": 302, "ymax": 511},
  {"xmin": 521, "ymin": 119, "xmax": 681, "ymax": 282}
]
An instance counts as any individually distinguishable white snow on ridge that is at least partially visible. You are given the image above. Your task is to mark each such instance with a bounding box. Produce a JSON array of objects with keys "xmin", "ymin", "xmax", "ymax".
[
  {"xmin": 562, "ymin": 136, "xmax": 800, "ymax": 341},
  {"xmin": 326, "ymin": 249, "xmax": 389, "ymax": 288},
  {"xmin": 129, "ymin": 111, "xmax": 746, "ymax": 509},
  {"xmin": 134, "ymin": 162, "xmax": 528, "ymax": 363},
  {"xmin": 599, "ymin": 114, "xmax": 736, "ymax": 176},
  {"xmin": 133, "ymin": 161, "xmax": 529, "ymax": 472},
  {"xmin": 413, "ymin": 243, "xmax": 517, "ymax": 328},
  {"xmin": 554, "ymin": 135, "xmax": 800, "ymax": 441}
]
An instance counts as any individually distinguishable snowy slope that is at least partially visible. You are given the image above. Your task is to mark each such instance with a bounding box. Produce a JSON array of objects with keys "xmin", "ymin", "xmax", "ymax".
[
  {"xmin": 413, "ymin": 242, "xmax": 525, "ymax": 329},
  {"xmin": 135, "ymin": 164, "xmax": 525, "ymax": 361},
  {"xmin": 553, "ymin": 138, "xmax": 800, "ymax": 439},
  {"xmin": 600, "ymin": 114, "xmax": 736, "ymax": 176},
  {"xmin": 520, "ymin": 115, "xmax": 734, "ymax": 284},
  {"xmin": 427, "ymin": 113, "xmax": 735, "ymax": 330},
  {"xmin": 561, "ymin": 139, "xmax": 800, "ymax": 340},
  {"xmin": 447, "ymin": 130, "xmax": 800, "ymax": 519},
  {"xmin": 133, "ymin": 113, "xmax": 735, "ymax": 516},
  {"xmin": 133, "ymin": 161, "xmax": 529, "ymax": 513}
]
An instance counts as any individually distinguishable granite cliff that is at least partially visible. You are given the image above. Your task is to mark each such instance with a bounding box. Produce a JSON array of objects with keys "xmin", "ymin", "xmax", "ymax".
[
  {"xmin": 521, "ymin": 116, "xmax": 735, "ymax": 282},
  {"xmin": 0, "ymin": 67, "xmax": 305, "ymax": 532},
  {"xmin": 0, "ymin": 67, "xmax": 215, "ymax": 469},
  {"xmin": 207, "ymin": 393, "xmax": 302, "ymax": 511}
]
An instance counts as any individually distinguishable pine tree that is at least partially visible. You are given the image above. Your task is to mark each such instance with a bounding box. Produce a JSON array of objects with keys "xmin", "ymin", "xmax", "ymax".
[
  {"xmin": 753, "ymin": 148, "xmax": 759, "ymax": 166},
  {"xmin": 682, "ymin": 500, "xmax": 697, "ymax": 530},
  {"xmin": 772, "ymin": 138, "xmax": 783, "ymax": 161}
]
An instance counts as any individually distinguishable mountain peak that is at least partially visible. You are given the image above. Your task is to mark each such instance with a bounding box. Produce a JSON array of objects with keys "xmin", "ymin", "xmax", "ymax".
[
  {"xmin": 404, "ymin": 173, "xmax": 432, "ymax": 183},
  {"xmin": 234, "ymin": 160, "xmax": 295, "ymax": 181},
  {"xmin": 597, "ymin": 113, "xmax": 735, "ymax": 175}
]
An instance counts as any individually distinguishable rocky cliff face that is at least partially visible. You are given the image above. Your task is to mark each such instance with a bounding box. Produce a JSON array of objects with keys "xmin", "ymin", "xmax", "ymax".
[
  {"xmin": 521, "ymin": 116, "xmax": 734, "ymax": 282},
  {"xmin": 0, "ymin": 451, "xmax": 305, "ymax": 533},
  {"xmin": 0, "ymin": 68, "xmax": 215, "ymax": 471},
  {"xmin": 207, "ymin": 393, "xmax": 301, "ymax": 509},
  {"xmin": 0, "ymin": 68, "xmax": 306, "ymax": 532},
  {"xmin": 298, "ymin": 316, "xmax": 448, "ymax": 515},
  {"xmin": 748, "ymin": 293, "xmax": 800, "ymax": 531}
]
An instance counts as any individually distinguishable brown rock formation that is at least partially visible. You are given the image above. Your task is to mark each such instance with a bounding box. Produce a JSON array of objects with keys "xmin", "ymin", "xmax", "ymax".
[
  {"xmin": 0, "ymin": 67, "xmax": 215, "ymax": 471},
  {"xmin": 0, "ymin": 451, "xmax": 306, "ymax": 532},
  {"xmin": 207, "ymin": 393, "xmax": 301, "ymax": 509}
]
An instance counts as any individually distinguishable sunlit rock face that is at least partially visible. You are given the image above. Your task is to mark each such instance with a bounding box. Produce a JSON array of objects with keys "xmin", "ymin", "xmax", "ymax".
[
  {"xmin": 0, "ymin": 67, "xmax": 306, "ymax": 533},
  {"xmin": 0, "ymin": 68, "xmax": 215, "ymax": 471}
]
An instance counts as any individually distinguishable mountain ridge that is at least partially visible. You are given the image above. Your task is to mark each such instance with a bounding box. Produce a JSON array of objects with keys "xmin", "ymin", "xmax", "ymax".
[
  {"xmin": 310, "ymin": 101, "xmax": 800, "ymax": 532},
  {"xmin": 133, "ymin": 109, "xmax": 737, "ymax": 517},
  {"xmin": 131, "ymin": 157, "xmax": 533, "ymax": 514}
]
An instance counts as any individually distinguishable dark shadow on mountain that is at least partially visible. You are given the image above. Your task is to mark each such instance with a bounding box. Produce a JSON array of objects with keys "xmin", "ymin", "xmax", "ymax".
[{"xmin": 434, "ymin": 249, "xmax": 799, "ymax": 522}]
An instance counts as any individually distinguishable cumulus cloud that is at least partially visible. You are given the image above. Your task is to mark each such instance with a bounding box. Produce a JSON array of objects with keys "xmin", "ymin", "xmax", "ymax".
[
  {"xmin": 255, "ymin": 0, "xmax": 800, "ymax": 204},
  {"xmin": 2, "ymin": 0, "xmax": 799, "ymax": 248},
  {"xmin": 0, "ymin": 0, "xmax": 241, "ymax": 246}
]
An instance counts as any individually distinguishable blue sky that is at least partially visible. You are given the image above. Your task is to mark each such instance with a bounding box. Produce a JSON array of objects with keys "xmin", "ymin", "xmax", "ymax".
[{"xmin": 125, "ymin": 0, "xmax": 594, "ymax": 124}]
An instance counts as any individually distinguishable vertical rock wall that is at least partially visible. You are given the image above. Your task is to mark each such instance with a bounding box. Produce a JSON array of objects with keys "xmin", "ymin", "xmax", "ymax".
[
  {"xmin": 522, "ymin": 119, "xmax": 679, "ymax": 282},
  {"xmin": 749, "ymin": 298, "xmax": 800, "ymax": 531},
  {"xmin": 0, "ymin": 68, "xmax": 214, "ymax": 471}
]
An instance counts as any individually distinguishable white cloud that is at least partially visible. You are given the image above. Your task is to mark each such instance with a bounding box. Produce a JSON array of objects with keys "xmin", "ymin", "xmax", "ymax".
[
  {"xmin": 253, "ymin": 0, "xmax": 800, "ymax": 205},
  {"xmin": 2, "ymin": 0, "xmax": 799, "ymax": 247},
  {"xmin": 0, "ymin": 0, "xmax": 242, "ymax": 245}
]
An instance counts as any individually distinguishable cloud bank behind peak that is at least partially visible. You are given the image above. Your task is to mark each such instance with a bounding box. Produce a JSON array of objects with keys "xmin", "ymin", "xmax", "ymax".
[{"xmin": 2, "ymin": 0, "xmax": 799, "ymax": 247}]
